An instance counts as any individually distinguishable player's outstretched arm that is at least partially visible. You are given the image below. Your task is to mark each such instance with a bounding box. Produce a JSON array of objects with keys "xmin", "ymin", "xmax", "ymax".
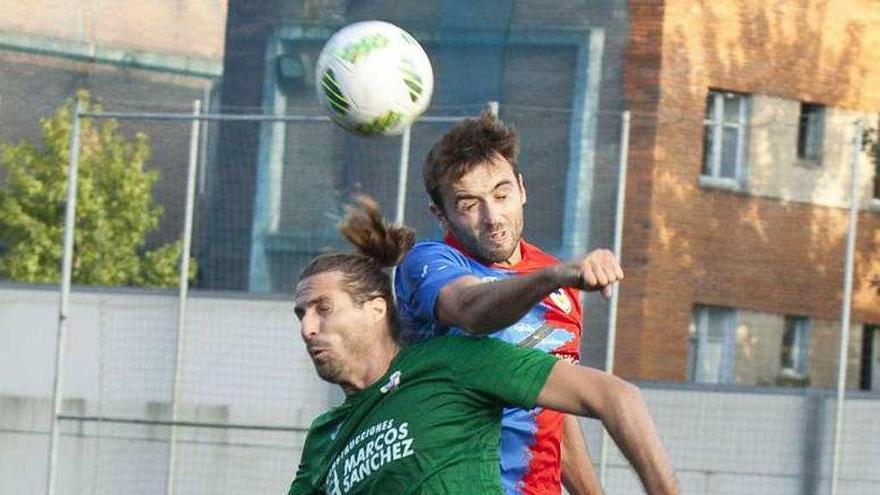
[
  {"xmin": 436, "ymin": 249, "xmax": 623, "ymax": 335},
  {"xmin": 435, "ymin": 268, "xmax": 565, "ymax": 334},
  {"xmin": 535, "ymin": 363, "xmax": 679, "ymax": 495}
]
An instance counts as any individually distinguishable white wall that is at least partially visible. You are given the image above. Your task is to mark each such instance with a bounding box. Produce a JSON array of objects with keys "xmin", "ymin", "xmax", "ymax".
[
  {"xmin": 0, "ymin": 283, "xmax": 336, "ymax": 495},
  {"xmin": 583, "ymin": 385, "xmax": 880, "ymax": 495},
  {"xmin": 2, "ymin": 283, "xmax": 879, "ymax": 495}
]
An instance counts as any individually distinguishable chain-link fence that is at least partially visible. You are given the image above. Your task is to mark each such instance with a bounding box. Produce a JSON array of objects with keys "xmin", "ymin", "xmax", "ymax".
[{"xmin": 0, "ymin": 95, "xmax": 869, "ymax": 494}]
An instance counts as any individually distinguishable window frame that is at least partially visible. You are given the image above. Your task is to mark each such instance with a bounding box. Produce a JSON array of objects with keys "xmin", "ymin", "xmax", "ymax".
[
  {"xmin": 689, "ymin": 305, "xmax": 738, "ymax": 384},
  {"xmin": 797, "ymin": 102, "xmax": 825, "ymax": 162},
  {"xmin": 780, "ymin": 315, "xmax": 811, "ymax": 378},
  {"xmin": 872, "ymin": 140, "xmax": 880, "ymax": 202},
  {"xmin": 861, "ymin": 325, "xmax": 880, "ymax": 391},
  {"xmin": 701, "ymin": 90, "xmax": 750, "ymax": 189}
]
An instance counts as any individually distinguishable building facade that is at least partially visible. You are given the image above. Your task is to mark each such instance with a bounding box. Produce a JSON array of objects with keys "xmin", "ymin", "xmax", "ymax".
[
  {"xmin": 205, "ymin": 0, "xmax": 629, "ymax": 301},
  {"xmin": 618, "ymin": 0, "xmax": 880, "ymax": 388},
  {"xmin": 209, "ymin": 0, "xmax": 880, "ymax": 387},
  {"xmin": 2, "ymin": 0, "xmax": 877, "ymax": 390},
  {"xmin": 0, "ymin": 0, "xmax": 227, "ymax": 247}
]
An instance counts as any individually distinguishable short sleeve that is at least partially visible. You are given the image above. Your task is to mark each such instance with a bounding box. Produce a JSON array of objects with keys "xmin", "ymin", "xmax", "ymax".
[
  {"xmin": 287, "ymin": 411, "xmax": 341, "ymax": 495},
  {"xmin": 437, "ymin": 337, "xmax": 558, "ymax": 410},
  {"xmin": 394, "ymin": 242, "xmax": 473, "ymax": 342}
]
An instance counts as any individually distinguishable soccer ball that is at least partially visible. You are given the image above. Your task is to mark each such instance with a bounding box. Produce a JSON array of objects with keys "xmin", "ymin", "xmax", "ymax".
[{"xmin": 315, "ymin": 21, "xmax": 434, "ymax": 136}]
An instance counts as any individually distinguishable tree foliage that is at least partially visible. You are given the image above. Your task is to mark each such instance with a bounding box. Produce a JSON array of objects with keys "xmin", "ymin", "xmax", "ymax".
[{"xmin": 0, "ymin": 91, "xmax": 195, "ymax": 287}]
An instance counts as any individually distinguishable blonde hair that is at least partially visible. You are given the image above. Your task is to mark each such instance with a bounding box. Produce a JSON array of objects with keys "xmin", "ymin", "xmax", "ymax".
[{"xmin": 298, "ymin": 194, "xmax": 415, "ymax": 340}]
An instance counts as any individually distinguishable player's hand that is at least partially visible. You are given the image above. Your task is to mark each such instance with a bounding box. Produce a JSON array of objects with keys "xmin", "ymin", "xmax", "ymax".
[{"xmin": 566, "ymin": 249, "xmax": 624, "ymax": 298}]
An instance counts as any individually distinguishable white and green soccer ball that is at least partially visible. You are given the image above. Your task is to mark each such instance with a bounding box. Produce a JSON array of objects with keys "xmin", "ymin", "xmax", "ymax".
[{"xmin": 315, "ymin": 21, "xmax": 434, "ymax": 136}]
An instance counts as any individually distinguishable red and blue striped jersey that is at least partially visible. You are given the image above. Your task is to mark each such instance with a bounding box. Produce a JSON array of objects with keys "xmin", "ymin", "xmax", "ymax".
[{"xmin": 394, "ymin": 235, "xmax": 582, "ymax": 494}]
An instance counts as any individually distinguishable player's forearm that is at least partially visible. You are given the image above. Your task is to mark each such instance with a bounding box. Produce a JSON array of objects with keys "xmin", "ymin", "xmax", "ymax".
[
  {"xmin": 440, "ymin": 266, "xmax": 570, "ymax": 334},
  {"xmin": 561, "ymin": 414, "xmax": 604, "ymax": 495},
  {"xmin": 536, "ymin": 365, "xmax": 677, "ymax": 495},
  {"xmin": 600, "ymin": 383, "xmax": 679, "ymax": 495}
]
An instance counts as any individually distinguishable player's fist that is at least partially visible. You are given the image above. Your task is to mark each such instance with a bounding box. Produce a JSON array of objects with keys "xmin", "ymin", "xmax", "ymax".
[{"xmin": 565, "ymin": 249, "xmax": 624, "ymax": 298}]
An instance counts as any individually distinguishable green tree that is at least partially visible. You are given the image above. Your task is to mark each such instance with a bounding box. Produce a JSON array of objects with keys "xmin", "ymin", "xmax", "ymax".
[{"xmin": 0, "ymin": 92, "xmax": 195, "ymax": 287}]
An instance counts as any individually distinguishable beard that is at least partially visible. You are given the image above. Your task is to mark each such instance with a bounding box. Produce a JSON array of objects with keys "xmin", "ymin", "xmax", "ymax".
[
  {"xmin": 448, "ymin": 219, "xmax": 523, "ymax": 265},
  {"xmin": 310, "ymin": 337, "xmax": 368, "ymax": 386},
  {"xmin": 311, "ymin": 353, "xmax": 345, "ymax": 384}
]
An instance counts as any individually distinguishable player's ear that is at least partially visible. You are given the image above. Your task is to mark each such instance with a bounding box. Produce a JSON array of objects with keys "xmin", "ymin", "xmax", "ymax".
[
  {"xmin": 517, "ymin": 174, "xmax": 527, "ymax": 206},
  {"xmin": 429, "ymin": 202, "xmax": 449, "ymax": 231},
  {"xmin": 365, "ymin": 296, "xmax": 387, "ymax": 325}
]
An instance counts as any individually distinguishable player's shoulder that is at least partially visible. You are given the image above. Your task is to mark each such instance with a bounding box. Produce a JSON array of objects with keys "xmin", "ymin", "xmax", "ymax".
[
  {"xmin": 406, "ymin": 335, "xmax": 511, "ymax": 358},
  {"xmin": 400, "ymin": 240, "xmax": 469, "ymax": 267},
  {"xmin": 408, "ymin": 240, "xmax": 462, "ymax": 256},
  {"xmin": 307, "ymin": 406, "xmax": 344, "ymax": 433}
]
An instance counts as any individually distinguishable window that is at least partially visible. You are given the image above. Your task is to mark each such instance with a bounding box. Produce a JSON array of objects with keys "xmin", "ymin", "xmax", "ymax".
[
  {"xmin": 702, "ymin": 90, "xmax": 749, "ymax": 183},
  {"xmin": 871, "ymin": 134, "xmax": 880, "ymax": 201},
  {"xmin": 861, "ymin": 326, "xmax": 879, "ymax": 391},
  {"xmin": 874, "ymin": 156, "xmax": 880, "ymax": 201},
  {"xmin": 689, "ymin": 305, "xmax": 737, "ymax": 384},
  {"xmin": 780, "ymin": 316, "xmax": 810, "ymax": 378},
  {"xmin": 797, "ymin": 103, "xmax": 825, "ymax": 161}
]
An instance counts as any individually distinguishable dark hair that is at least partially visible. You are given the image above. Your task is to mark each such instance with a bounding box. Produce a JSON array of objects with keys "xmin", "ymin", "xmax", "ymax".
[
  {"xmin": 422, "ymin": 109, "xmax": 520, "ymax": 209},
  {"xmin": 298, "ymin": 195, "xmax": 415, "ymax": 340}
]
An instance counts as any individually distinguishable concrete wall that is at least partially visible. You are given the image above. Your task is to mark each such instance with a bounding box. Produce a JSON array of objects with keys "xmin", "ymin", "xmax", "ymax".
[
  {"xmin": 0, "ymin": 0, "xmax": 227, "ymax": 61},
  {"xmin": 810, "ymin": 320, "xmax": 865, "ymax": 390},
  {"xmin": 734, "ymin": 310, "xmax": 785, "ymax": 386},
  {"xmin": 0, "ymin": 282, "xmax": 336, "ymax": 495},
  {"xmin": 748, "ymin": 96, "xmax": 878, "ymax": 209},
  {"xmin": 732, "ymin": 310, "xmax": 864, "ymax": 389},
  {"xmin": 586, "ymin": 384, "xmax": 880, "ymax": 495},
  {"xmin": 3, "ymin": 283, "xmax": 880, "ymax": 494}
]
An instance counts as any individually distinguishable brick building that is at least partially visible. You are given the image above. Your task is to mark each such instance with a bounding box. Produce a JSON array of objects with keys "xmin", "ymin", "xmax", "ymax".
[{"xmin": 618, "ymin": 0, "xmax": 880, "ymax": 389}]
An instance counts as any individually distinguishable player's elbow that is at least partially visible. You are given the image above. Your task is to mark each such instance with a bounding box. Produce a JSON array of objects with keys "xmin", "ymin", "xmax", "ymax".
[
  {"xmin": 617, "ymin": 380, "xmax": 645, "ymax": 411},
  {"xmin": 458, "ymin": 316, "xmax": 499, "ymax": 335},
  {"xmin": 593, "ymin": 375, "xmax": 644, "ymax": 420}
]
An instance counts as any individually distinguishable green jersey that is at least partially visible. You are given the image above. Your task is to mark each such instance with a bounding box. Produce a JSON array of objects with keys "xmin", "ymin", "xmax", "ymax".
[{"xmin": 288, "ymin": 336, "xmax": 558, "ymax": 495}]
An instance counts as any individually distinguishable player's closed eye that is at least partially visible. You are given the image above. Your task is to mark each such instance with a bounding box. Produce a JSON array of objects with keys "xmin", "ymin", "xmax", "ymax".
[{"xmin": 458, "ymin": 200, "xmax": 478, "ymax": 212}]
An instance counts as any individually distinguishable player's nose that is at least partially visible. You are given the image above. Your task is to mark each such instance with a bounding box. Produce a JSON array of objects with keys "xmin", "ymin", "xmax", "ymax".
[
  {"xmin": 481, "ymin": 201, "xmax": 504, "ymax": 225},
  {"xmin": 299, "ymin": 311, "xmax": 320, "ymax": 341}
]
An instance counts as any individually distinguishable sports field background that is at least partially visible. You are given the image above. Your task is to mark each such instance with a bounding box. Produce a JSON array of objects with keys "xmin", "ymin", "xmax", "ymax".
[{"xmin": 1, "ymin": 1, "xmax": 879, "ymax": 494}]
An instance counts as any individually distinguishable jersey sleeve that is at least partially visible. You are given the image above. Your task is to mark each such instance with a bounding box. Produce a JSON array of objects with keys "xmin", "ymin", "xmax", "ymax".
[
  {"xmin": 394, "ymin": 242, "xmax": 473, "ymax": 342},
  {"xmin": 288, "ymin": 434, "xmax": 321, "ymax": 495},
  {"xmin": 440, "ymin": 337, "xmax": 558, "ymax": 410},
  {"xmin": 288, "ymin": 469, "xmax": 318, "ymax": 495},
  {"xmin": 287, "ymin": 412, "xmax": 338, "ymax": 495}
]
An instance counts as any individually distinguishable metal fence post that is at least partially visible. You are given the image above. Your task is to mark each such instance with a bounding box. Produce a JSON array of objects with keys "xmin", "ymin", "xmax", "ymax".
[
  {"xmin": 599, "ymin": 110, "xmax": 631, "ymax": 486},
  {"xmin": 47, "ymin": 96, "xmax": 83, "ymax": 495},
  {"xmin": 395, "ymin": 126, "xmax": 412, "ymax": 226},
  {"xmin": 829, "ymin": 119, "xmax": 863, "ymax": 495},
  {"xmin": 165, "ymin": 99, "xmax": 202, "ymax": 495}
]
